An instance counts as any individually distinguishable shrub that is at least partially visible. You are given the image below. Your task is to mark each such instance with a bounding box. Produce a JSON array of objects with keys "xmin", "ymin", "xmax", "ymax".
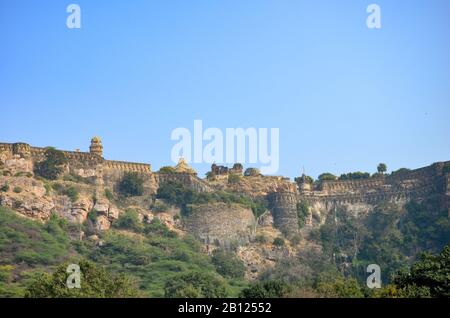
[
  {"xmin": 297, "ymin": 202, "xmax": 309, "ymax": 228},
  {"xmin": 33, "ymin": 148, "xmax": 67, "ymax": 180},
  {"xmin": 255, "ymin": 234, "xmax": 268, "ymax": 244},
  {"xmin": 164, "ymin": 271, "xmax": 229, "ymax": 298},
  {"xmin": 64, "ymin": 186, "xmax": 79, "ymax": 202},
  {"xmin": 228, "ymin": 174, "xmax": 241, "ymax": 184},
  {"xmin": 13, "ymin": 187, "xmax": 22, "ymax": 193},
  {"xmin": 318, "ymin": 173, "xmax": 337, "ymax": 181},
  {"xmin": 104, "ymin": 188, "xmax": 114, "ymax": 201},
  {"xmin": 25, "ymin": 260, "xmax": 141, "ymax": 298},
  {"xmin": 150, "ymin": 200, "xmax": 169, "ymax": 213},
  {"xmin": 240, "ymin": 280, "xmax": 291, "ymax": 298},
  {"xmin": 290, "ymin": 235, "xmax": 301, "ymax": 245},
  {"xmin": 0, "ymin": 184, "xmax": 9, "ymax": 192},
  {"xmin": 144, "ymin": 219, "xmax": 177, "ymax": 238},
  {"xmin": 244, "ymin": 168, "xmax": 261, "ymax": 177},
  {"xmin": 113, "ymin": 209, "xmax": 143, "ymax": 233},
  {"xmin": 158, "ymin": 166, "xmax": 177, "ymax": 174},
  {"xmin": 211, "ymin": 249, "xmax": 246, "ymax": 279},
  {"xmin": 273, "ymin": 237, "xmax": 285, "ymax": 247},
  {"xmin": 117, "ymin": 172, "xmax": 144, "ymax": 197}
]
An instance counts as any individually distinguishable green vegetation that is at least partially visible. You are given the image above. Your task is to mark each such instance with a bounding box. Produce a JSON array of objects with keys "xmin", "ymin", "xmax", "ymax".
[
  {"xmin": 164, "ymin": 271, "xmax": 229, "ymax": 298},
  {"xmin": 273, "ymin": 237, "xmax": 285, "ymax": 247},
  {"xmin": 13, "ymin": 186, "xmax": 22, "ymax": 193},
  {"xmin": 318, "ymin": 173, "xmax": 337, "ymax": 181},
  {"xmin": 0, "ymin": 183, "xmax": 9, "ymax": 192},
  {"xmin": 33, "ymin": 147, "xmax": 68, "ymax": 180},
  {"xmin": 104, "ymin": 188, "xmax": 114, "ymax": 201},
  {"xmin": 310, "ymin": 197, "xmax": 450, "ymax": 283},
  {"xmin": 156, "ymin": 181, "xmax": 268, "ymax": 217},
  {"xmin": 158, "ymin": 166, "xmax": 177, "ymax": 174},
  {"xmin": 296, "ymin": 201, "xmax": 309, "ymax": 228},
  {"xmin": 51, "ymin": 183, "xmax": 79, "ymax": 202},
  {"xmin": 0, "ymin": 206, "xmax": 247, "ymax": 297},
  {"xmin": 150, "ymin": 200, "xmax": 169, "ymax": 213},
  {"xmin": 377, "ymin": 163, "xmax": 387, "ymax": 174},
  {"xmin": 443, "ymin": 162, "xmax": 450, "ymax": 174},
  {"xmin": 118, "ymin": 172, "xmax": 144, "ymax": 197},
  {"xmin": 211, "ymin": 249, "xmax": 246, "ymax": 279},
  {"xmin": 26, "ymin": 260, "xmax": 141, "ymax": 298},
  {"xmin": 240, "ymin": 280, "xmax": 291, "ymax": 298},
  {"xmin": 113, "ymin": 208, "xmax": 143, "ymax": 232},
  {"xmin": 228, "ymin": 173, "xmax": 241, "ymax": 184}
]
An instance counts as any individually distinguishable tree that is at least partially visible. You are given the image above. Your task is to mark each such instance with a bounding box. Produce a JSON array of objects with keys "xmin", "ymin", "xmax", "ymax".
[
  {"xmin": 25, "ymin": 260, "xmax": 140, "ymax": 298},
  {"xmin": 34, "ymin": 147, "xmax": 67, "ymax": 180},
  {"xmin": 164, "ymin": 271, "xmax": 229, "ymax": 298},
  {"xmin": 239, "ymin": 280, "xmax": 291, "ymax": 298},
  {"xmin": 377, "ymin": 163, "xmax": 387, "ymax": 175},
  {"xmin": 392, "ymin": 244, "xmax": 450, "ymax": 298},
  {"xmin": 118, "ymin": 172, "xmax": 144, "ymax": 197},
  {"xmin": 318, "ymin": 173, "xmax": 337, "ymax": 181}
]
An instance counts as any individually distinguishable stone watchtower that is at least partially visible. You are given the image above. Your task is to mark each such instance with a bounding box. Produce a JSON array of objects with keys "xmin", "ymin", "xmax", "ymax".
[{"xmin": 89, "ymin": 136, "xmax": 103, "ymax": 157}]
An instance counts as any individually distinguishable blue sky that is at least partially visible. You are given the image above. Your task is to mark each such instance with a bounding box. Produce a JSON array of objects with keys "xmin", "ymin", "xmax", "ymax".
[{"xmin": 1, "ymin": 0, "xmax": 449, "ymax": 179}]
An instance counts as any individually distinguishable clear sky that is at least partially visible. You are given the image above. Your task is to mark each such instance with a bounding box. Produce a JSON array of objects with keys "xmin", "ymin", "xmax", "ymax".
[{"xmin": 1, "ymin": 0, "xmax": 449, "ymax": 179}]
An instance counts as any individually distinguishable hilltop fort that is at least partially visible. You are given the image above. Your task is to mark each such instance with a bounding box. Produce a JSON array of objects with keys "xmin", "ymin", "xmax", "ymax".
[{"xmin": 0, "ymin": 137, "xmax": 449, "ymax": 247}]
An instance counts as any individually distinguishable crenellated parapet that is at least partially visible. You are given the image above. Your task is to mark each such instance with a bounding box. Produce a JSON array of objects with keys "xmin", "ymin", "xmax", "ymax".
[{"xmin": 103, "ymin": 160, "xmax": 151, "ymax": 173}]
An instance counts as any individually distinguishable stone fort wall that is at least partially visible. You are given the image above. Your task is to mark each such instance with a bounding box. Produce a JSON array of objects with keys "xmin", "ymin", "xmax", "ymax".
[{"xmin": 0, "ymin": 142, "xmax": 152, "ymax": 174}]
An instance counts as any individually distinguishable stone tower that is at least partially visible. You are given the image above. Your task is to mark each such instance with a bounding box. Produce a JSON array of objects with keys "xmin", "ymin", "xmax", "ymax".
[
  {"xmin": 269, "ymin": 191, "xmax": 299, "ymax": 237},
  {"xmin": 89, "ymin": 136, "xmax": 103, "ymax": 157}
]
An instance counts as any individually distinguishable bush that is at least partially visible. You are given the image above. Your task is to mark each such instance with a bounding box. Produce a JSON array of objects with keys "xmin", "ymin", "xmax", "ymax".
[
  {"xmin": 13, "ymin": 187, "xmax": 22, "ymax": 193},
  {"xmin": 273, "ymin": 237, "xmax": 285, "ymax": 247},
  {"xmin": 297, "ymin": 202, "xmax": 309, "ymax": 228},
  {"xmin": 164, "ymin": 271, "xmax": 229, "ymax": 298},
  {"xmin": 33, "ymin": 148, "xmax": 67, "ymax": 180},
  {"xmin": 0, "ymin": 184, "xmax": 9, "ymax": 192},
  {"xmin": 113, "ymin": 209, "xmax": 143, "ymax": 233},
  {"xmin": 318, "ymin": 173, "xmax": 337, "ymax": 181},
  {"xmin": 118, "ymin": 172, "xmax": 144, "ymax": 197},
  {"xmin": 104, "ymin": 188, "xmax": 114, "ymax": 201},
  {"xmin": 158, "ymin": 166, "xmax": 177, "ymax": 174},
  {"xmin": 144, "ymin": 219, "xmax": 177, "ymax": 238},
  {"xmin": 64, "ymin": 186, "xmax": 79, "ymax": 202},
  {"xmin": 228, "ymin": 174, "xmax": 241, "ymax": 184},
  {"xmin": 240, "ymin": 280, "xmax": 291, "ymax": 298},
  {"xmin": 255, "ymin": 234, "xmax": 268, "ymax": 244},
  {"xmin": 150, "ymin": 200, "xmax": 169, "ymax": 213},
  {"xmin": 25, "ymin": 260, "xmax": 141, "ymax": 298},
  {"xmin": 211, "ymin": 249, "xmax": 246, "ymax": 279}
]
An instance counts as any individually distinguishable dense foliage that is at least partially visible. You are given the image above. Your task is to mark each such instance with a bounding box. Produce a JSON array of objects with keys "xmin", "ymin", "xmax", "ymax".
[
  {"xmin": 117, "ymin": 172, "xmax": 144, "ymax": 197},
  {"xmin": 26, "ymin": 260, "xmax": 140, "ymax": 298},
  {"xmin": 156, "ymin": 181, "xmax": 268, "ymax": 217},
  {"xmin": 33, "ymin": 148, "xmax": 67, "ymax": 180}
]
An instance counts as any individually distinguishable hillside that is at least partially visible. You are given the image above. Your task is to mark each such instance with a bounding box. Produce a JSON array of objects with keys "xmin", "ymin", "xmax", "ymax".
[{"xmin": 0, "ymin": 138, "xmax": 449, "ymax": 298}]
